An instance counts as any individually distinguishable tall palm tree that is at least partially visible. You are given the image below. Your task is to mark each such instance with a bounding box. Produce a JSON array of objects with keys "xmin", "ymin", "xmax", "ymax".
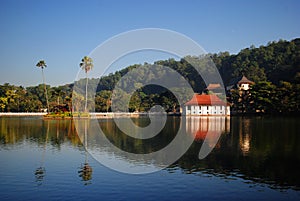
[
  {"xmin": 80, "ymin": 56, "xmax": 93, "ymax": 113},
  {"xmin": 36, "ymin": 60, "xmax": 50, "ymax": 113}
]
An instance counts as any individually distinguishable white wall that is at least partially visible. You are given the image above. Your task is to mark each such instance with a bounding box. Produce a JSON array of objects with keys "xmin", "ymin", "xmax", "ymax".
[
  {"xmin": 240, "ymin": 83, "xmax": 250, "ymax": 90},
  {"xmin": 184, "ymin": 105, "xmax": 230, "ymax": 116}
]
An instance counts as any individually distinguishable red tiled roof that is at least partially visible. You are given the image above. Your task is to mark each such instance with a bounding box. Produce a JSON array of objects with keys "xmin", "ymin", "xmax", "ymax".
[
  {"xmin": 185, "ymin": 94, "xmax": 227, "ymax": 106},
  {"xmin": 206, "ymin": 83, "xmax": 222, "ymax": 90}
]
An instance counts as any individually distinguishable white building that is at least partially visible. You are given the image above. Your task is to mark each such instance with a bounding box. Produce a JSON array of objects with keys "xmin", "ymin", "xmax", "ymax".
[
  {"xmin": 226, "ymin": 75, "xmax": 254, "ymax": 91},
  {"xmin": 183, "ymin": 94, "xmax": 230, "ymax": 116}
]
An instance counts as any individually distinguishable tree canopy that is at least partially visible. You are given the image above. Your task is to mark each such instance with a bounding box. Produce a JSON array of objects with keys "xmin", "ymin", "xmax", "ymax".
[{"xmin": 1, "ymin": 38, "xmax": 300, "ymax": 114}]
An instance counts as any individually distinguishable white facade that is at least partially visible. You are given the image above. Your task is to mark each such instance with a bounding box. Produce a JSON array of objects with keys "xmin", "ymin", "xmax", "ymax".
[
  {"xmin": 239, "ymin": 83, "xmax": 250, "ymax": 90},
  {"xmin": 184, "ymin": 105, "xmax": 230, "ymax": 116}
]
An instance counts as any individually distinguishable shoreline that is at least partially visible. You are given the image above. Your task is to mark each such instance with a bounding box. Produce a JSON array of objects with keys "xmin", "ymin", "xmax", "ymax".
[
  {"xmin": 2, "ymin": 112, "xmax": 297, "ymax": 118},
  {"xmin": 0, "ymin": 112, "xmax": 182, "ymax": 119},
  {"xmin": 0, "ymin": 112, "xmax": 47, "ymax": 116}
]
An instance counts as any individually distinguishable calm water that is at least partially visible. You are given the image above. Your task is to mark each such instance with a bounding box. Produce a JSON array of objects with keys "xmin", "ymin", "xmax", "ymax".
[{"xmin": 0, "ymin": 116, "xmax": 299, "ymax": 201}]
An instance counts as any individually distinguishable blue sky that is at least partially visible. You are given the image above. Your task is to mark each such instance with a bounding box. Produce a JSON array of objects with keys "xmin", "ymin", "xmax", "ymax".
[{"xmin": 0, "ymin": 0, "xmax": 299, "ymax": 86}]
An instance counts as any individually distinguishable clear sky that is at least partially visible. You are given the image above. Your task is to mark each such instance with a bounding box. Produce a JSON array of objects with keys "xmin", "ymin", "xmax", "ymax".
[{"xmin": 0, "ymin": 0, "xmax": 299, "ymax": 87}]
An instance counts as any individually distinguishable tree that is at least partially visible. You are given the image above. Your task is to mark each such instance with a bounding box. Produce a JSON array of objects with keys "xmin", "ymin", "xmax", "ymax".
[
  {"xmin": 228, "ymin": 88, "xmax": 244, "ymax": 113},
  {"xmin": 111, "ymin": 88, "xmax": 130, "ymax": 112},
  {"xmin": 80, "ymin": 56, "xmax": 94, "ymax": 112},
  {"xmin": 95, "ymin": 90, "xmax": 112, "ymax": 112},
  {"xmin": 36, "ymin": 60, "xmax": 50, "ymax": 113},
  {"xmin": 250, "ymin": 81, "xmax": 277, "ymax": 113},
  {"xmin": 129, "ymin": 91, "xmax": 142, "ymax": 112},
  {"xmin": 275, "ymin": 81, "xmax": 299, "ymax": 113},
  {"xmin": 64, "ymin": 95, "xmax": 72, "ymax": 113},
  {"xmin": 0, "ymin": 97, "xmax": 8, "ymax": 111},
  {"xmin": 5, "ymin": 89, "xmax": 18, "ymax": 112},
  {"xmin": 72, "ymin": 91, "xmax": 85, "ymax": 112}
]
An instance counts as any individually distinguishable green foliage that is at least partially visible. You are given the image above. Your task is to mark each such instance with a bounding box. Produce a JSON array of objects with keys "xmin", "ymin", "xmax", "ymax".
[
  {"xmin": 0, "ymin": 97, "xmax": 8, "ymax": 111},
  {"xmin": 213, "ymin": 38, "xmax": 300, "ymax": 85},
  {"xmin": 0, "ymin": 83, "xmax": 73, "ymax": 112},
  {"xmin": 36, "ymin": 60, "xmax": 47, "ymax": 69},
  {"xmin": 250, "ymin": 81, "xmax": 277, "ymax": 113},
  {"xmin": 1, "ymin": 38, "xmax": 300, "ymax": 114},
  {"xmin": 228, "ymin": 81, "xmax": 300, "ymax": 114},
  {"xmin": 95, "ymin": 90, "xmax": 112, "ymax": 112},
  {"xmin": 80, "ymin": 56, "xmax": 93, "ymax": 73}
]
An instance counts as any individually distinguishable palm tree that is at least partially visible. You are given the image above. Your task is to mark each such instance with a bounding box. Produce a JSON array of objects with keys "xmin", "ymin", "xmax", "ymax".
[
  {"xmin": 36, "ymin": 60, "xmax": 50, "ymax": 113},
  {"xmin": 80, "ymin": 56, "xmax": 93, "ymax": 112}
]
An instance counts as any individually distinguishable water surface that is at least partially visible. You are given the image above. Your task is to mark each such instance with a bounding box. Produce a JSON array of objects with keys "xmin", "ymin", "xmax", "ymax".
[{"xmin": 0, "ymin": 116, "xmax": 299, "ymax": 200}]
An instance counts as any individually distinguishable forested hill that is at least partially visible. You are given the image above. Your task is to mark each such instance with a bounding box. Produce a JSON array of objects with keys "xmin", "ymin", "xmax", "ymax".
[
  {"xmin": 212, "ymin": 38, "xmax": 300, "ymax": 85},
  {"xmin": 96, "ymin": 38, "xmax": 300, "ymax": 93},
  {"xmin": 0, "ymin": 38, "xmax": 299, "ymax": 113}
]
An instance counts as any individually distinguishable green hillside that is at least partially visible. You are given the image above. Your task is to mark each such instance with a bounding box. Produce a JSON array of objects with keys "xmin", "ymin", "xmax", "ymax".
[{"xmin": 1, "ymin": 38, "xmax": 299, "ymax": 114}]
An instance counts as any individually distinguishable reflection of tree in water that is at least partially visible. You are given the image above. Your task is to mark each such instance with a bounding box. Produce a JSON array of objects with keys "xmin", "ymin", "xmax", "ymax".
[
  {"xmin": 172, "ymin": 117, "xmax": 300, "ymax": 190},
  {"xmin": 78, "ymin": 162, "xmax": 93, "ymax": 185},
  {"xmin": 35, "ymin": 120, "xmax": 49, "ymax": 186},
  {"xmin": 0, "ymin": 118, "xmax": 84, "ymax": 185},
  {"xmin": 35, "ymin": 167, "xmax": 46, "ymax": 185},
  {"xmin": 78, "ymin": 120, "xmax": 92, "ymax": 185}
]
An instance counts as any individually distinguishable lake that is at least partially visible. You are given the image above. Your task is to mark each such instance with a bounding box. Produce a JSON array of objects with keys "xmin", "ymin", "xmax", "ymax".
[{"xmin": 0, "ymin": 116, "xmax": 299, "ymax": 201}]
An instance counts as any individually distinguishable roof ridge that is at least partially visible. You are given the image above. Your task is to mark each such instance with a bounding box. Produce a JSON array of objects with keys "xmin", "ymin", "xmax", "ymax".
[{"xmin": 185, "ymin": 93, "xmax": 227, "ymax": 106}]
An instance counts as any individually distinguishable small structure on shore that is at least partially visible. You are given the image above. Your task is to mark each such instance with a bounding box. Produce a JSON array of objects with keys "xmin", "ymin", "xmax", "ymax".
[
  {"xmin": 226, "ymin": 75, "xmax": 255, "ymax": 91},
  {"xmin": 183, "ymin": 94, "xmax": 230, "ymax": 116},
  {"xmin": 226, "ymin": 75, "xmax": 255, "ymax": 114}
]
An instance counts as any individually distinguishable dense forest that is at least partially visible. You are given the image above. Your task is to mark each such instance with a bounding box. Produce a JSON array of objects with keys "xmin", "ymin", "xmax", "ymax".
[{"xmin": 1, "ymin": 38, "xmax": 300, "ymax": 114}]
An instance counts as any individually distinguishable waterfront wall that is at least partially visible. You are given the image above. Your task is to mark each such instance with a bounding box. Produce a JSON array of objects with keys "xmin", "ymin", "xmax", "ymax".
[{"xmin": 0, "ymin": 112, "xmax": 47, "ymax": 116}]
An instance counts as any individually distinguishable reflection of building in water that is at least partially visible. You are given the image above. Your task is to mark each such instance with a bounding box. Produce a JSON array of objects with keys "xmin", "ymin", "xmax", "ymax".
[
  {"xmin": 186, "ymin": 117, "xmax": 230, "ymax": 147},
  {"xmin": 184, "ymin": 94, "xmax": 230, "ymax": 116},
  {"xmin": 239, "ymin": 118, "xmax": 251, "ymax": 155}
]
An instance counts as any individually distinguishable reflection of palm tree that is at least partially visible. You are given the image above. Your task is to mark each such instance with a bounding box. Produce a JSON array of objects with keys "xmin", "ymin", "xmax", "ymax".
[
  {"xmin": 78, "ymin": 163, "xmax": 93, "ymax": 184},
  {"xmin": 78, "ymin": 120, "xmax": 92, "ymax": 185},
  {"xmin": 55, "ymin": 120, "xmax": 61, "ymax": 146},
  {"xmin": 35, "ymin": 167, "xmax": 46, "ymax": 184},
  {"xmin": 35, "ymin": 120, "xmax": 49, "ymax": 185}
]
